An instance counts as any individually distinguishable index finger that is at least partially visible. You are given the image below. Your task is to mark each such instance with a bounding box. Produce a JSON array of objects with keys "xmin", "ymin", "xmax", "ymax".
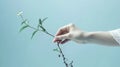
[{"xmin": 55, "ymin": 26, "xmax": 68, "ymax": 36}]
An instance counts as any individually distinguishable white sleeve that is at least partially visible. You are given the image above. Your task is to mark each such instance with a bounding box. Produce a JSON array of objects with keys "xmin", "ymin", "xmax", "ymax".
[{"xmin": 109, "ymin": 29, "xmax": 120, "ymax": 45}]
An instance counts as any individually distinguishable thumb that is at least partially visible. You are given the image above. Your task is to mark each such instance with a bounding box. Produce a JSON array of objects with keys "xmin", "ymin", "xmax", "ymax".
[{"xmin": 53, "ymin": 33, "xmax": 71, "ymax": 42}]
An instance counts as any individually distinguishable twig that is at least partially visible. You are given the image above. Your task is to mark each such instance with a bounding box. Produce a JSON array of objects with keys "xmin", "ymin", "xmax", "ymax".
[
  {"xmin": 57, "ymin": 43, "xmax": 68, "ymax": 67},
  {"xmin": 18, "ymin": 12, "xmax": 73, "ymax": 67}
]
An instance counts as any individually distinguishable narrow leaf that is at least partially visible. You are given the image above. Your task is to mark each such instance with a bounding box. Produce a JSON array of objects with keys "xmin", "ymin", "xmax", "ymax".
[
  {"xmin": 42, "ymin": 17, "xmax": 48, "ymax": 23},
  {"xmin": 19, "ymin": 25, "xmax": 29, "ymax": 32},
  {"xmin": 17, "ymin": 11, "xmax": 23, "ymax": 16},
  {"xmin": 31, "ymin": 30, "xmax": 38, "ymax": 39},
  {"xmin": 37, "ymin": 24, "xmax": 39, "ymax": 29},
  {"xmin": 39, "ymin": 19, "xmax": 42, "ymax": 25},
  {"xmin": 40, "ymin": 26, "xmax": 46, "ymax": 31},
  {"xmin": 21, "ymin": 19, "xmax": 27, "ymax": 25},
  {"xmin": 53, "ymin": 48, "xmax": 60, "ymax": 52}
]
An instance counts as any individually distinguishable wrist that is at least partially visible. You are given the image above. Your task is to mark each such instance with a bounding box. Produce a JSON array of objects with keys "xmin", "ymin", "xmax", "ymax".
[
  {"xmin": 73, "ymin": 31, "xmax": 91, "ymax": 44},
  {"xmin": 81, "ymin": 32, "xmax": 94, "ymax": 43}
]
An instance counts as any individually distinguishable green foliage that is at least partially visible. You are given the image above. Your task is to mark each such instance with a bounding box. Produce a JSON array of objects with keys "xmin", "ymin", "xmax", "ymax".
[
  {"xmin": 17, "ymin": 12, "xmax": 73, "ymax": 67},
  {"xmin": 19, "ymin": 15, "xmax": 47, "ymax": 38},
  {"xmin": 21, "ymin": 19, "xmax": 27, "ymax": 25},
  {"xmin": 19, "ymin": 25, "xmax": 29, "ymax": 32},
  {"xmin": 40, "ymin": 26, "xmax": 46, "ymax": 32},
  {"xmin": 31, "ymin": 30, "xmax": 38, "ymax": 39},
  {"xmin": 42, "ymin": 17, "xmax": 48, "ymax": 22},
  {"xmin": 39, "ymin": 19, "xmax": 42, "ymax": 25},
  {"xmin": 17, "ymin": 11, "xmax": 23, "ymax": 16},
  {"xmin": 39, "ymin": 17, "xmax": 48, "ymax": 25},
  {"xmin": 53, "ymin": 48, "xmax": 60, "ymax": 52}
]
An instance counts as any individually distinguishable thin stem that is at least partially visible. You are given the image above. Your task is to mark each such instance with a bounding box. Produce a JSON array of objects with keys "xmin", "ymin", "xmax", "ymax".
[
  {"xmin": 26, "ymin": 24, "xmax": 71, "ymax": 67},
  {"xmin": 20, "ymin": 15, "xmax": 24, "ymax": 21},
  {"xmin": 25, "ymin": 25, "xmax": 69, "ymax": 67},
  {"xmin": 69, "ymin": 61, "xmax": 73, "ymax": 67},
  {"xmin": 57, "ymin": 43, "xmax": 68, "ymax": 67},
  {"xmin": 27, "ymin": 24, "xmax": 37, "ymax": 30},
  {"xmin": 19, "ymin": 15, "xmax": 73, "ymax": 67},
  {"xmin": 44, "ymin": 31, "xmax": 54, "ymax": 37}
]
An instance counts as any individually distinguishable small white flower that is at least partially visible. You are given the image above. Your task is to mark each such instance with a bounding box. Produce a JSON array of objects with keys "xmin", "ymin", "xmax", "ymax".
[{"xmin": 17, "ymin": 11, "xmax": 23, "ymax": 16}]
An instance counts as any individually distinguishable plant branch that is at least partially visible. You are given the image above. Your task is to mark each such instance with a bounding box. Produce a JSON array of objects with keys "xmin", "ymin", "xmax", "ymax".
[
  {"xmin": 18, "ymin": 13, "xmax": 73, "ymax": 67},
  {"xmin": 57, "ymin": 43, "xmax": 68, "ymax": 67}
]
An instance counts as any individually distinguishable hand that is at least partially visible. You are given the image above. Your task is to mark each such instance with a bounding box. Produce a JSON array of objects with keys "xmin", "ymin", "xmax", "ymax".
[
  {"xmin": 53, "ymin": 23, "xmax": 120, "ymax": 46},
  {"xmin": 53, "ymin": 23, "xmax": 87, "ymax": 44}
]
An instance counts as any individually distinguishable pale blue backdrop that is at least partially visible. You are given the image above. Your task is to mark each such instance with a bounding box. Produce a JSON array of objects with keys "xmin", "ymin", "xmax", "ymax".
[{"xmin": 0, "ymin": 0, "xmax": 120, "ymax": 67}]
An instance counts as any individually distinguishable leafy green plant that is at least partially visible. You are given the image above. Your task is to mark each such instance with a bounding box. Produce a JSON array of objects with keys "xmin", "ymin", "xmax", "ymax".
[{"xmin": 17, "ymin": 11, "xmax": 73, "ymax": 67}]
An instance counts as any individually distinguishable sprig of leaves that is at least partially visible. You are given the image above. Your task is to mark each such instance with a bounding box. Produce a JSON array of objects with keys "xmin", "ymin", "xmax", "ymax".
[
  {"xmin": 19, "ymin": 17, "xmax": 49, "ymax": 39},
  {"xmin": 19, "ymin": 25, "xmax": 29, "ymax": 32},
  {"xmin": 17, "ymin": 11, "xmax": 73, "ymax": 67},
  {"xmin": 39, "ymin": 17, "xmax": 48, "ymax": 25}
]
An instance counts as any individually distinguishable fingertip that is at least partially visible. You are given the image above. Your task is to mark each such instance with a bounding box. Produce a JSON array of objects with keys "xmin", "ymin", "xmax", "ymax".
[
  {"xmin": 60, "ymin": 39, "xmax": 70, "ymax": 44},
  {"xmin": 52, "ymin": 37, "xmax": 62, "ymax": 44},
  {"xmin": 52, "ymin": 38, "xmax": 55, "ymax": 42},
  {"xmin": 52, "ymin": 36, "xmax": 58, "ymax": 42},
  {"xmin": 53, "ymin": 39, "xmax": 57, "ymax": 43}
]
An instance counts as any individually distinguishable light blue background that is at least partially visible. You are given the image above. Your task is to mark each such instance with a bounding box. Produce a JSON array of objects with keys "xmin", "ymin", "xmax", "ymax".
[{"xmin": 0, "ymin": 0, "xmax": 120, "ymax": 67}]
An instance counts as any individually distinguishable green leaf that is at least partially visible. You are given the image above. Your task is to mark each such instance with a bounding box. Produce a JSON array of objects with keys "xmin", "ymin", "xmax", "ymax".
[
  {"xmin": 37, "ymin": 24, "xmax": 39, "ymax": 29},
  {"xmin": 39, "ymin": 19, "xmax": 42, "ymax": 25},
  {"xmin": 31, "ymin": 30, "xmax": 38, "ymax": 39},
  {"xmin": 53, "ymin": 48, "xmax": 60, "ymax": 52},
  {"xmin": 42, "ymin": 17, "xmax": 48, "ymax": 23},
  {"xmin": 38, "ymin": 17, "xmax": 48, "ymax": 25},
  {"xmin": 21, "ymin": 19, "xmax": 27, "ymax": 25},
  {"xmin": 40, "ymin": 26, "xmax": 46, "ymax": 31},
  {"xmin": 17, "ymin": 11, "xmax": 23, "ymax": 16},
  {"xmin": 19, "ymin": 25, "xmax": 29, "ymax": 32}
]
